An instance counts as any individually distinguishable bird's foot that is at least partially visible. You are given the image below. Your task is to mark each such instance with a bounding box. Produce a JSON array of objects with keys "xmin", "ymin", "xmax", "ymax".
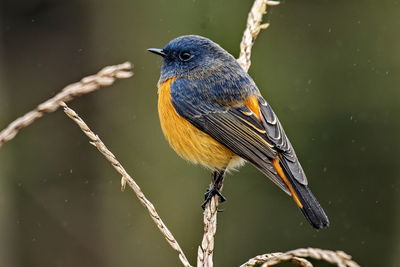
[{"xmin": 201, "ymin": 187, "xmax": 226, "ymax": 209}]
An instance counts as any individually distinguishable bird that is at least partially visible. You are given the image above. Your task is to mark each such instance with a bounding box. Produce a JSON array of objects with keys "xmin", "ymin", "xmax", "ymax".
[{"xmin": 148, "ymin": 35, "xmax": 329, "ymax": 229}]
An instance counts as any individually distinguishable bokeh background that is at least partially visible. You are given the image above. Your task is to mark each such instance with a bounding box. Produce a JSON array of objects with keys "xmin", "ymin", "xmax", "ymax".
[{"xmin": 0, "ymin": 0, "xmax": 399, "ymax": 266}]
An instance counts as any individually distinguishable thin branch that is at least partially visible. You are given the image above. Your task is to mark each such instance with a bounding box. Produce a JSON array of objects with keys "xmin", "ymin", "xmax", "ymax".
[
  {"xmin": 237, "ymin": 0, "xmax": 279, "ymax": 72},
  {"xmin": 61, "ymin": 102, "xmax": 193, "ymax": 267},
  {"xmin": 0, "ymin": 62, "xmax": 133, "ymax": 148},
  {"xmin": 240, "ymin": 248, "xmax": 361, "ymax": 267},
  {"xmin": 197, "ymin": 1, "xmax": 279, "ymax": 267},
  {"xmin": 260, "ymin": 254, "xmax": 314, "ymax": 267},
  {"xmin": 197, "ymin": 193, "xmax": 219, "ymax": 267}
]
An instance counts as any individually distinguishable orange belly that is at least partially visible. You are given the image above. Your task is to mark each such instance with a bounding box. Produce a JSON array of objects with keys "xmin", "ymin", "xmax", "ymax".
[{"xmin": 157, "ymin": 78, "xmax": 241, "ymax": 170}]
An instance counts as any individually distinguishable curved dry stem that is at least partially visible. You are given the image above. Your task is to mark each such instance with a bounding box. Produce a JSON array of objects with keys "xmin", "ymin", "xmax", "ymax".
[
  {"xmin": 61, "ymin": 103, "xmax": 193, "ymax": 267},
  {"xmin": 260, "ymin": 254, "xmax": 313, "ymax": 267},
  {"xmin": 240, "ymin": 248, "xmax": 360, "ymax": 267},
  {"xmin": 237, "ymin": 0, "xmax": 279, "ymax": 72},
  {"xmin": 197, "ymin": 194, "xmax": 219, "ymax": 267},
  {"xmin": 0, "ymin": 62, "xmax": 132, "ymax": 148}
]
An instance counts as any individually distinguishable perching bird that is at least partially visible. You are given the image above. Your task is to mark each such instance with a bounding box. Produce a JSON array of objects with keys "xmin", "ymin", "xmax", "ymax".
[{"xmin": 148, "ymin": 35, "xmax": 329, "ymax": 229}]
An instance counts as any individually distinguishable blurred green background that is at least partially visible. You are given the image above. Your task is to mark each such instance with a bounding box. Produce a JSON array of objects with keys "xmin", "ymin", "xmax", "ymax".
[{"xmin": 0, "ymin": 0, "xmax": 399, "ymax": 266}]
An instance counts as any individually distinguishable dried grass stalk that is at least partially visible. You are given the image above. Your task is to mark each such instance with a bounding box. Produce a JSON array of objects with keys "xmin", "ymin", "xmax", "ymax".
[
  {"xmin": 61, "ymin": 102, "xmax": 193, "ymax": 267},
  {"xmin": 0, "ymin": 62, "xmax": 132, "ymax": 148},
  {"xmin": 237, "ymin": 0, "xmax": 280, "ymax": 72},
  {"xmin": 197, "ymin": 194, "xmax": 219, "ymax": 267},
  {"xmin": 241, "ymin": 247, "xmax": 361, "ymax": 267}
]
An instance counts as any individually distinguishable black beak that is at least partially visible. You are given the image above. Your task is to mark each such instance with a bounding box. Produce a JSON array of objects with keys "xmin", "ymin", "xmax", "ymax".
[{"xmin": 147, "ymin": 48, "xmax": 166, "ymax": 57}]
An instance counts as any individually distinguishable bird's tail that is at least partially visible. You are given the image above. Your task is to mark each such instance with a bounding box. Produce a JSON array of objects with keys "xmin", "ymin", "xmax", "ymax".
[
  {"xmin": 272, "ymin": 158, "xmax": 329, "ymax": 229},
  {"xmin": 288, "ymin": 175, "xmax": 330, "ymax": 229}
]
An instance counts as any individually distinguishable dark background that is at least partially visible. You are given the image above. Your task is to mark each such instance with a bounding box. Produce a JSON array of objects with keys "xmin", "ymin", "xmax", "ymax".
[{"xmin": 0, "ymin": 0, "xmax": 399, "ymax": 266}]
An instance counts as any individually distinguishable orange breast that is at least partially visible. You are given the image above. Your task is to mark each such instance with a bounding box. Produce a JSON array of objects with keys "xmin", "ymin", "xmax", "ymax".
[{"xmin": 157, "ymin": 78, "xmax": 239, "ymax": 170}]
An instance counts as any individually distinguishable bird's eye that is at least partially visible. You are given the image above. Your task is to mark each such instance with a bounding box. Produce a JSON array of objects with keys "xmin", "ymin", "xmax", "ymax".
[{"xmin": 179, "ymin": 51, "xmax": 193, "ymax": 61}]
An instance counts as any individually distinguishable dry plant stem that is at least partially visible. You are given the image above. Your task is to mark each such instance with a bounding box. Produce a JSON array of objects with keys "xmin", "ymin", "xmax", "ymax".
[
  {"xmin": 0, "ymin": 62, "xmax": 133, "ymax": 149},
  {"xmin": 61, "ymin": 103, "xmax": 193, "ymax": 267},
  {"xmin": 197, "ymin": 1, "xmax": 278, "ymax": 267},
  {"xmin": 197, "ymin": 194, "xmax": 219, "ymax": 267},
  {"xmin": 261, "ymin": 254, "xmax": 313, "ymax": 267},
  {"xmin": 237, "ymin": 0, "xmax": 279, "ymax": 72},
  {"xmin": 240, "ymin": 248, "xmax": 361, "ymax": 267}
]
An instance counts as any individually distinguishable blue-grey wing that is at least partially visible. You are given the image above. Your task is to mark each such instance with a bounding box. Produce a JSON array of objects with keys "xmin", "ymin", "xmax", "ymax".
[
  {"xmin": 170, "ymin": 78, "xmax": 291, "ymax": 194},
  {"xmin": 258, "ymin": 97, "xmax": 308, "ymax": 185}
]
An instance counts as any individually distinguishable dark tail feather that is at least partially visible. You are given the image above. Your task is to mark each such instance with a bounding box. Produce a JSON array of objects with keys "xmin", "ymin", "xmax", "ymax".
[{"xmin": 288, "ymin": 175, "xmax": 330, "ymax": 229}]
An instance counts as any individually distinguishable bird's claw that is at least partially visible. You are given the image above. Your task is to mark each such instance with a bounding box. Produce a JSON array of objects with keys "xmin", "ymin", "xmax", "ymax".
[{"xmin": 201, "ymin": 187, "xmax": 227, "ymax": 209}]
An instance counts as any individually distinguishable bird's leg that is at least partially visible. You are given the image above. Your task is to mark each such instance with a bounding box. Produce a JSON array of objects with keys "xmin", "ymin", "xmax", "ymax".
[{"xmin": 202, "ymin": 169, "xmax": 226, "ymax": 209}]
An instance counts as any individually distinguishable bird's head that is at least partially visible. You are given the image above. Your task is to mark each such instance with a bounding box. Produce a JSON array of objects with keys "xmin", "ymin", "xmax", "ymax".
[{"xmin": 148, "ymin": 35, "xmax": 235, "ymax": 81}]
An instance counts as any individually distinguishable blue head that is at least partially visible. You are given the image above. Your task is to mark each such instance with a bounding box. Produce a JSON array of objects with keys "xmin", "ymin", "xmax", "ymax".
[{"xmin": 148, "ymin": 35, "xmax": 238, "ymax": 82}]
